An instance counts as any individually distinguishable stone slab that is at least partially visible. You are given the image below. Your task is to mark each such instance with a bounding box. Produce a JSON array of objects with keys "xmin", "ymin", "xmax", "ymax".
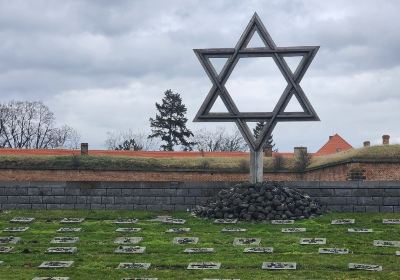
[
  {"xmin": 233, "ymin": 238, "xmax": 261, "ymax": 246},
  {"xmin": 122, "ymin": 278, "xmax": 157, "ymax": 280},
  {"xmin": 373, "ymin": 240, "xmax": 400, "ymax": 247},
  {"xmin": 187, "ymin": 262, "xmax": 221, "ymax": 270},
  {"xmin": 38, "ymin": 261, "xmax": 74, "ymax": 269},
  {"xmin": 163, "ymin": 218, "xmax": 186, "ymax": 224},
  {"xmin": 115, "ymin": 228, "xmax": 141, "ymax": 233},
  {"xmin": 348, "ymin": 228, "xmax": 373, "ymax": 233},
  {"xmin": 0, "ymin": 237, "xmax": 21, "ymax": 244},
  {"xmin": 396, "ymin": 251, "xmax": 400, "ymax": 256},
  {"xmin": 57, "ymin": 228, "xmax": 81, "ymax": 233},
  {"xmin": 184, "ymin": 248, "xmax": 214, "ymax": 253},
  {"xmin": 382, "ymin": 219, "xmax": 400, "ymax": 224},
  {"xmin": 319, "ymin": 248, "xmax": 349, "ymax": 254},
  {"xmin": 117, "ymin": 262, "xmax": 151, "ymax": 269},
  {"xmin": 114, "ymin": 218, "xmax": 138, "ymax": 224},
  {"xmin": 221, "ymin": 228, "xmax": 247, "ymax": 233},
  {"xmin": 114, "ymin": 246, "xmax": 146, "ymax": 254},
  {"xmin": 214, "ymin": 219, "xmax": 238, "ymax": 224},
  {"xmin": 46, "ymin": 247, "xmax": 77, "ymax": 254},
  {"xmin": 10, "ymin": 217, "xmax": 34, "ymax": 223},
  {"xmin": 203, "ymin": 279, "xmax": 240, "ymax": 280},
  {"xmin": 166, "ymin": 228, "xmax": 190, "ymax": 233},
  {"xmin": 173, "ymin": 237, "xmax": 198, "ymax": 245},
  {"xmin": 0, "ymin": 246, "xmax": 13, "ymax": 253},
  {"xmin": 331, "ymin": 219, "xmax": 355, "ymax": 225},
  {"xmin": 243, "ymin": 247, "xmax": 273, "ymax": 253},
  {"xmin": 50, "ymin": 237, "xmax": 79, "ymax": 244},
  {"xmin": 147, "ymin": 215, "xmax": 172, "ymax": 222},
  {"xmin": 348, "ymin": 263, "xmax": 382, "ymax": 271},
  {"xmin": 300, "ymin": 238, "xmax": 326, "ymax": 245},
  {"xmin": 114, "ymin": 237, "xmax": 143, "ymax": 244},
  {"xmin": 282, "ymin": 228, "xmax": 306, "ymax": 233},
  {"xmin": 271, "ymin": 220, "xmax": 294, "ymax": 225},
  {"xmin": 60, "ymin": 218, "xmax": 85, "ymax": 224},
  {"xmin": 3, "ymin": 227, "xmax": 29, "ymax": 232},
  {"xmin": 32, "ymin": 276, "xmax": 70, "ymax": 280},
  {"xmin": 262, "ymin": 262, "xmax": 296, "ymax": 270}
]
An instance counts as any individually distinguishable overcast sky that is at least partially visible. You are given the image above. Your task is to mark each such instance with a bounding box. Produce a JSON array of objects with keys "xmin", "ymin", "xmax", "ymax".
[{"xmin": 0, "ymin": 0, "xmax": 399, "ymax": 151}]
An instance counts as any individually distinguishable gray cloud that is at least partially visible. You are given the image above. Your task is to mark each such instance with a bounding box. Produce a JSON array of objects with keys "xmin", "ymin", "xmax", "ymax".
[{"xmin": 0, "ymin": 0, "xmax": 399, "ymax": 150}]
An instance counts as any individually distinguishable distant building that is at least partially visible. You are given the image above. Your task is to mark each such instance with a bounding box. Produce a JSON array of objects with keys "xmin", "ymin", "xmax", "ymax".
[{"xmin": 314, "ymin": 134, "xmax": 353, "ymax": 156}]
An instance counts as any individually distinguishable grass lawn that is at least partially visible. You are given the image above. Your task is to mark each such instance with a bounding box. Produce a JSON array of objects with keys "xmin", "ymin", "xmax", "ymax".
[{"xmin": 0, "ymin": 211, "xmax": 400, "ymax": 279}]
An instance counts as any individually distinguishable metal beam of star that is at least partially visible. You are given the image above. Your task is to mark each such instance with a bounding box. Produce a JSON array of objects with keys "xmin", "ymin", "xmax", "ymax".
[{"xmin": 193, "ymin": 12, "xmax": 320, "ymax": 151}]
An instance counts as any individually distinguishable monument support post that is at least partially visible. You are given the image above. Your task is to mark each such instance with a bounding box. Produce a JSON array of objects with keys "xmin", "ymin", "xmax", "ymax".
[{"xmin": 250, "ymin": 149, "xmax": 263, "ymax": 183}]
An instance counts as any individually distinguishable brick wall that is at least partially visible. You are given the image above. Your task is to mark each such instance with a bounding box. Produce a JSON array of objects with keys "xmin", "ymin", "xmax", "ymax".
[{"xmin": 0, "ymin": 180, "xmax": 399, "ymax": 213}]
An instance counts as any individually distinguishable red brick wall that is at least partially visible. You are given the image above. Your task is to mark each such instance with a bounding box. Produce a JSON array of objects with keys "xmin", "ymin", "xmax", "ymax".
[{"xmin": 1, "ymin": 161, "xmax": 400, "ymax": 182}]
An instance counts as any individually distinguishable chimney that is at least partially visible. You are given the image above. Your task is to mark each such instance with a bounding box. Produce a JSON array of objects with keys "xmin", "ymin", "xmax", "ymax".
[
  {"xmin": 294, "ymin": 147, "xmax": 307, "ymax": 159},
  {"xmin": 329, "ymin": 135, "xmax": 333, "ymax": 140},
  {"xmin": 80, "ymin": 143, "xmax": 88, "ymax": 156},
  {"xmin": 363, "ymin": 141, "xmax": 370, "ymax": 147},
  {"xmin": 264, "ymin": 146, "xmax": 273, "ymax": 157},
  {"xmin": 382, "ymin": 135, "xmax": 390, "ymax": 145}
]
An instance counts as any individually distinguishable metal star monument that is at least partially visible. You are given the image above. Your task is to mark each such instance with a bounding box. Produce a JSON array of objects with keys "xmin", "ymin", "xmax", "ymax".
[{"xmin": 193, "ymin": 13, "xmax": 320, "ymax": 183}]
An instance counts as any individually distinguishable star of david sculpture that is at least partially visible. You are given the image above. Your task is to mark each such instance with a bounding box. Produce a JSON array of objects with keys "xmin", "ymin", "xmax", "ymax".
[{"xmin": 193, "ymin": 13, "xmax": 320, "ymax": 183}]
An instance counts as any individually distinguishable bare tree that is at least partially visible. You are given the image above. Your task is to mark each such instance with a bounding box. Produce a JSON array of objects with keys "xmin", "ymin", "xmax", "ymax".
[
  {"xmin": 105, "ymin": 129, "xmax": 158, "ymax": 151},
  {"xmin": 0, "ymin": 101, "xmax": 80, "ymax": 149},
  {"xmin": 193, "ymin": 127, "xmax": 248, "ymax": 152}
]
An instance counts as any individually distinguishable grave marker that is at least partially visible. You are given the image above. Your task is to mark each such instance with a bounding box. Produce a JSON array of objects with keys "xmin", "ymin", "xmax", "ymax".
[
  {"xmin": 117, "ymin": 262, "xmax": 151, "ymax": 269},
  {"xmin": 163, "ymin": 218, "xmax": 186, "ymax": 225},
  {"xmin": 233, "ymin": 238, "xmax": 261, "ymax": 246},
  {"xmin": 173, "ymin": 237, "xmax": 199, "ymax": 245},
  {"xmin": 10, "ymin": 217, "xmax": 34, "ymax": 223},
  {"xmin": 373, "ymin": 240, "xmax": 400, "ymax": 248},
  {"xmin": 57, "ymin": 228, "xmax": 81, "ymax": 233},
  {"xmin": 114, "ymin": 246, "xmax": 146, "ymax": 254},
  {"xmin": 114, "ymin": 237, "xmax": 143, "ymax": 245},
  {"xmin": 121, "ymin": 278, "xmax": 158, "ymax": 280},
  {"xmin": 282, "ymin": 228, "xmax": 306, "ymax": 233},
  {"xmin": 318, "ymin": 248, "xmax": 349, "ymax": 254},
  {"xmin": 243, "ymin": 247, "xmax": 273, "ymax": 253},
  {"xmin": 262, "ymin": 262, "xmax": 296, "ymax": 270},
  {"xmin": 184, "ymin": 248, "xmax": 215, "ymax": 253},
  {"xmin": 166, "ymin": 228, "xmax": 190, "ymax": 233},
  {"xmin": 38, "ymin": 261, "xmax": 74, "ymax": 269},
  {"xmin": 187, "ymin": 262, "xmax": 221, "ymax": 270},
  {"xmin": 382, "ymin": 219, "xmax": 400, "ymax": 224},
  {"xmin": 271, "ymin": 220, "xmax": 294, "ymax": 225},
  {"xmin": 214, "ymin": 219, "xmax": 238, "ymax": 224},
  {"xmin": 0, "ymin": 237, "xmax": 21, "ymax": 244},
  {"xmin": 3, "ymin": 227, "xmax": 29, "ymax": 232},
  {"xmin": 32, "ymin": 277, "xmax": 70, "ymax": 280},
  {"xmin": 396, "ymin": 251, "xmax": 400, "ymax": 256},
  {"xmin": 51, "ymin": 237, "xmax": 79, "ymax": 244},
  {"xmin": 114, "ymin": 218, "xmax": 138, "ymax": 224},
  {"xmin": 331, "ymin": 219, "xmax": 355, "ymax": 225},
  {"xmin": 300, "ymin": 238, "xmax": 326, "ymax": 245},
  {"xmin": 221, "ymin": 228, "xmax": 247, "ymax": 233},
  {"xmin": 60, "ymin": 218, "xmax": 85, "ymax": 224},
  {"xmin": 348, "ymin": 228, "xmax": 373, "ymax": 233},
  {"xmin": 348, "ymin": 263, "xmax": 382, "ymax": 271},
  {"xmin": 115, "ymin": 228, "xmax": 141, "ymax": 233},
  {"xmin": 0, "ymin": 247, "xmax": 13, "ymax": 253},
  {"xmin": 46, "ymin": 247, "xmax": 77, "ymax": 254}
]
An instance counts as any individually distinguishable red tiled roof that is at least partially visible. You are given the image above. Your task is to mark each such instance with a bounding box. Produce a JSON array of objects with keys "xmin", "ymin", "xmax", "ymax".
[{"xmin": 315, "ymin": 133, "xmax": 353, "ymax": 156}]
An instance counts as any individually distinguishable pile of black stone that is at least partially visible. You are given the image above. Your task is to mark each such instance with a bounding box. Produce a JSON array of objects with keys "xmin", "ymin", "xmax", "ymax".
[{"xmin": 194, "ymin": 182, "xmax": 323, "ymax": 221}]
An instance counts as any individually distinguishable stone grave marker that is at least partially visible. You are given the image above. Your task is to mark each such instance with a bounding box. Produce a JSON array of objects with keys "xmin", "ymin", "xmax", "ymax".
[
  {"xmin": 3, "ymin": 227, "xmax": 29, "ymax": 232},
  {"xmin": 114, "ymin": 218, "xmax": 138, "ymax": 224},
  {"xmin": 382, "ymin": 219, "xmax": 400, "ymax": 224},
  {"xmin": 0, "ymin": 237, "xmax": 21, "ymax": 244},
  {"xmin": 0, "ymin": 261, "xmax": 3, "ymax": 265},
  {"xmin": 38, "ymin": 261, "xmax": 74, "ymax": 269},
  {"xmin": 262, "ymin": 262, "xmax": 296, "ymax": 270},
  {"xmin": 147, "ymin": 215, "xmax": 171, "ymax": 222},
  {"xmin": 282, "ymin": 228, "xmax": 306, "ymax": 233},
  {"xmin": 203, "ymin": 279, "xmax": 240, "ymax": 280},
  {"xmin": 121, "ymin": 278, "xmax": 158, "ymax": 280},
  {"xmin": 184, "ymin": 248, "xmax": 215, "ymax": 253},
  {"xmin": 396, "ymin": 251, "xmax": 400, "ymax": 256},
  {"xmin": 46, "ymin": 247, "xmax": 77, "ymax": 254},
  {"xmin": 116, "ymin": 228, "xmax": 141, "ymax": 233},
  {"xmin": 348, "ymin": 263, "xmax": 382, "ymax": 271},
  {"xmin": 271, "ymin": 220, "xmax": 294, "ymax": 225},
  {"xmin": 0, "ymin": 247, "xmax": 13, "ymax": 253},
  {"xmin": 348, "ymin": 228, "xmax": 373, "ymax": 233},
  {"xmin": 221, "ymin": 228, "xmax": 247, "ymax": 233},
  {"xmin": 233, "ymin": 238, "xmax": 261, "ymax": 246},
  {"xmin": 318, "ymin": 248, "xmax": 349, "ymax": 254},
  {"xmin": 214, "ymin": 219, "xmax": 238, "ymax": 224},
  {"xmin": 51, "ymin": 237, "xmax": 79, "ymax": 244},
  {"xmin": 243, "ymin": 247, "xmax": 273, "ymax": 253},
  {"xmin": 10, "ymin": 217, "xmax": 35, "ymax": 223},
  {"xmin": 166, "ymin": 228, "xmax": 190, "ymax": 233},
  {"xmin": 117, "ymin": 262, "xmax": 151, "ymax": 269},
  {"xmin": 187, "ymin": 262, "xmax": 221, "ymax": 270},
  {"xmin": 60, "ymin": 218, "xmax": 85, "ymax": 224},
  {"xmin": 114, "ymin": 237, "xmax": 143, "ymax": 245},
  {"xmin": 173, "ymin": 237, "xmax": 199, "ymax": 245},
  {"xmin": 331, "ymin": 219, "xmax": 355, "ymax": 225},
  {"xmin": 373, "ymin": 240, "xmax": 400, "ymax": 247},
  {"xmin": 32, "ymin": 277, "xmax": 70, "ymax": 280},
  {"xmin": 57, "ymin": 228, "xmax": 81, "ymax": 233},
  {"xmin": 163, "ymin": 218, "xmax": 186, "ymax": 225},
  {"xmin": 300, "ymin": 238, "xmax": 326, "ymax": 245},
  {"xmin": 114, "ymin": 246, "xmax": 146, "ymax": 254}
]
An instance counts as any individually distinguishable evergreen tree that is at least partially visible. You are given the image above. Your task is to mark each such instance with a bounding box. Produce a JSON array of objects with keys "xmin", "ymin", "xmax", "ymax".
[
  {"xmin": 115, "ymin": 138, "xmax": 143, "ymax": 151},
  {"xmin": 148, "ymin": 89, "xmax": 194, "ymax": 151},
  {"xmin": 253, "ymin": 121, "xmax": 275, "ymax": 149}
]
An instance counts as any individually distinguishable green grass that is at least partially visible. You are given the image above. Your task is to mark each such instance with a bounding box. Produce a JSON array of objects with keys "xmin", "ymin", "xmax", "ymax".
[{"xmin": 0, "ymin": 211, "xmax": 399, "ymax": 279}]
